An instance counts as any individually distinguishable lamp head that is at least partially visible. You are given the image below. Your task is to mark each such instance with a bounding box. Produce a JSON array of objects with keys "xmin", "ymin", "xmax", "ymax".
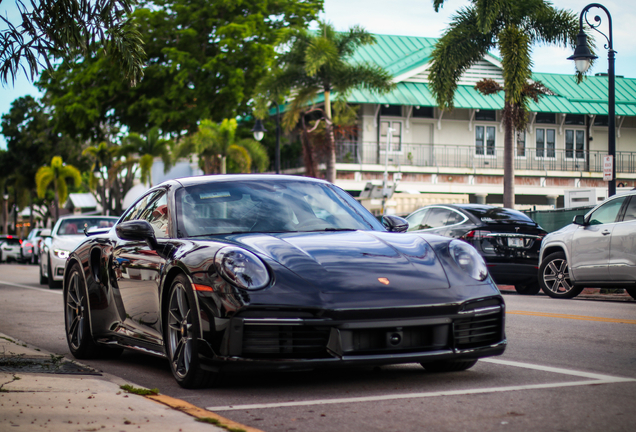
[
  {"xmin": 251, "ymin": 119, "xmax": 267, "ymax": 141},
  {"xmin": 567, "ymin": 30, "xmax": 597, "ymax": 73}
]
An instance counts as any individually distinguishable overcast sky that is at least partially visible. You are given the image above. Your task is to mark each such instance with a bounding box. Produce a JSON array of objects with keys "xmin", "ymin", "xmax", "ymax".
[{"xmin": 2, "ymin": 0, "xmax": 635, "ymax": 149}]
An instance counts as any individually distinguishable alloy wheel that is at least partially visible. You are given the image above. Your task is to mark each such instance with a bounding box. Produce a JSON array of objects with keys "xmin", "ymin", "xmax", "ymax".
[
  {"xmin": 167, "ymin": 282, "xmax": 194, "ymax": 379},
  {"xmin": 65, "ymin": 271, "xmax": 84, "ymax": 350},
  {"xmin": 542, "ymin": 258, "xmax": 573, "ymax": 295}
]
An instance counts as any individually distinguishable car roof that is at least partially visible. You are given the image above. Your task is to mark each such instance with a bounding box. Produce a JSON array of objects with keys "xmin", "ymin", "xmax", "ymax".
[{"xmin": 165, "ymin": 174, "xmax": 330, "ymax": 188}]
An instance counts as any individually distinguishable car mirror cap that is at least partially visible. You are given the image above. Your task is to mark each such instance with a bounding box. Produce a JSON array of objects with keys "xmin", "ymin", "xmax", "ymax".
[
  {"xmin": 382, "ymin": 215, "xmax": 409, "ymax": 233},
  {"xmin": 573, "ymin": 214, "xmax": 586, "ymax": 226},
  {"xmin": 116, "ymin": 220, "xmax": 157, "ymax": 244}
]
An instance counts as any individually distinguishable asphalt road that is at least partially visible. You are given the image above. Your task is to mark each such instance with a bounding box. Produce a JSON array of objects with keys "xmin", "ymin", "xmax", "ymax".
[{"xmin": 1, "ymin": 263, "xmax": 635, "ymax": 432}]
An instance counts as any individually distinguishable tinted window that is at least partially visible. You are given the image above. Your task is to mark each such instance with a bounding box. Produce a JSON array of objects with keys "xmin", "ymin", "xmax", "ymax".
[
  {"xmin": 426, "ymin": 208, "xmax": 453, "ymax": 228},
  {"xmin": 140, "ymin": 194, "xmax": 169, "ymax": 238},
  {"xmin": 446, "ymin": 210, "xmax": 465, "ymax": 225},
  {"xmin": 175, "ymin": 180, "xmax": 382, "ymax": 237},
  {"xmin": 622, "ymin": 197, "xmax": 636, "ymax": 222},
  {"xmin": 406, "ymin": 209, "xmax": 429, "ymax": 231},
  {"xmin": 475, "ymin": 110, "xmax": 496, "ymax": 121},
  {"xmin": 588, "ymin": 197, "xmax": 627, "ymax": 225},
  {"xmin": 461, "ymin": 206, "xmax": 535, "ymax": 223},
  {"xmin": 57, "ymin": 218, "xmax": 116, "ymax": 235}
]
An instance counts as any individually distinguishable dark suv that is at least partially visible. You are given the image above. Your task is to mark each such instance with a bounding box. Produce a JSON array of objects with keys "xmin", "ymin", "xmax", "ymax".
[{"xmin": 405, "ymin": 204, "xmax": 547, "ymax": 294}]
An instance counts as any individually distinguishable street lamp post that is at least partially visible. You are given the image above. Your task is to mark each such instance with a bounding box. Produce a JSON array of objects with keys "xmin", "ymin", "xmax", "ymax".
[
  {"xmin": 252, "ymin": 103, "xmax": 281, "ymax": 174},
  {"xmin": 568, "ymin": 3, "xmax": 616, "ymax": 196}
]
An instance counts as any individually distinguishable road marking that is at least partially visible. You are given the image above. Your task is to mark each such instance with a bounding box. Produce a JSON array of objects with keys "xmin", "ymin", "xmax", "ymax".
[
  {"xmin": 0, "ymin": 280, "xmax": 62, "ymax": 295},
  {"xmin": 205, "ymin": 359, "xmax": 636, "ymax": 412},
  {"xmin": 507, "ymin": 310, "xmax": 636, "ymax": 325}
]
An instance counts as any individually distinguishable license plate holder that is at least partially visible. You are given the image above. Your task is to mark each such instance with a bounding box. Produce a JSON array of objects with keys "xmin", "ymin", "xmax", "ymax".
[{"xmin": 508, "ymin": 237, "xmax": 524, "ymax": 248}]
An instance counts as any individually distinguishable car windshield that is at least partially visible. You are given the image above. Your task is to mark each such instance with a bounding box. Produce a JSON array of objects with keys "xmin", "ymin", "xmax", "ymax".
[
  {"xmin": 57, "ymin": 218, "xmax": 116, "ymax": 235},
  {"xmin": 175, "ymin": 180, "xmax": 382, "ymax": 236},
  {"xmin": 460, "ymin": 206, "xmax": 536, "ymax": 224}
]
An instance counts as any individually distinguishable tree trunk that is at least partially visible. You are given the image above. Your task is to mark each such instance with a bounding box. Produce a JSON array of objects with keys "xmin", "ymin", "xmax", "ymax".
[
  {"xmin": 503, "ymin": 100, "xmax": 515, "ymax": 208},
  {"xmin": 301, "ymin": 114, "xmax": 317, "ymax": 178},
  {"xmin": 324, "ymin": 89, "xmax": 337, "ymax": 183},
  {"xmin": 53, "ymin": 180, "xmax": 60, "ymax": 223}
]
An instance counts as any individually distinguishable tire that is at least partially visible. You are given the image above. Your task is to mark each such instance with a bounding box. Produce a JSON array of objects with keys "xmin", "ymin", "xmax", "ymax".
[
  {"xmin": 539, "ymin": 251, "xmax": 584, "ymax": 299},
  {"xmin": 626, "ymin": 288, "xmax": 636, "ymax": 300},
  {"xmin": 514, "ymin": 281, "xmax": 541, "ymax": 295},
  {"xmin": 64, "ymin": 263, "xmax": 122, "ymax": 359},
  {"xmin": 39, "ymin": 260, "xmax": 48, "ymax": 285},
  {"xmin": 164, "ymin": 274, "xmax": 218, "ymax": 389},
  {"xmin": 421, "ymin": 359, "xmax": 478, "ymax": 372},
  {"xmin": 47, "ymin": 255, "xmax": 62, "ymax": 289}
]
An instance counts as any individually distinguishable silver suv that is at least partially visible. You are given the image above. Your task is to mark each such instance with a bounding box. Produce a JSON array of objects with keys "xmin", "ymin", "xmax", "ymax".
[{"xmin": 538, "ymin": 190, "xmax": 636, "ymax": 299}]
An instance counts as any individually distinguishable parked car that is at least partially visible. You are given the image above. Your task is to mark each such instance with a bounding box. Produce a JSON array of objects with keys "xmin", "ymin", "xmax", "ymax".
[
  {"xmin": 21, "ymin": 228, "xmax": 45, "ymax": 264},
  {"xmin": 405, "ymin": 204, "xmax": 547, "ymax": 295},
  {"xmin": 62, "ymin": 175, "xmax": 506, "ymax": 388},
  {"xmin": 40, "ymin": 215, "xmax": 118, "ymax": 288},
  {"xmin": 539, "ymin": 190, "xmax": 636, "ymax": 299},
  {"xmin": 0, "ymin": 236, "xmax": 23, "ymax": 263}
]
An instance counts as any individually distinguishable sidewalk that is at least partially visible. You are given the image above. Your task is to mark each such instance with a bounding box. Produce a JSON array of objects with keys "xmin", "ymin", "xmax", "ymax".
[{"xmin": 0, "ymin": 333, "xmax": 260, "ymax": 432}]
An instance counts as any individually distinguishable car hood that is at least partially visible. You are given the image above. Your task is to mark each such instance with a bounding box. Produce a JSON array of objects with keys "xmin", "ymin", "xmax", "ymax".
[
  {"xmin": 51, "ymin": 235, "xmax": 86, "ymax": 252},
  {"xmin": 231, "ymin": 230, "xmax": 450, "ymax": 293}
]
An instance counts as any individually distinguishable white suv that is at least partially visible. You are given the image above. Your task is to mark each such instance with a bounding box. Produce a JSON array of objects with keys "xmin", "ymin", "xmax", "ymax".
[{"xmin": 538, "ymin": 190, "xmax": 636, "ymax": 299}]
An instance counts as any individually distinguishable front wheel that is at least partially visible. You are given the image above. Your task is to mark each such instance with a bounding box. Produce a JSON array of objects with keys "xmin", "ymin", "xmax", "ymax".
[
  {"xmin": 39, "ymin": 258, "xmax": 48, "ymax": 285},
  {"xmin": 164, "ymin": 274, "xmax": 218, "ymax": 389},
  {"xmin": 514, "ymin": 281, "xmax": 541, "ymax": 295},
  {"xmin": 421, "ymin": 359, "xmax": 478, "ymax": 372},
  {"xmin": 47, "ymin": 255, "xmax": 62, "ymax": 289},
  {"xmin": 539, "ymin": 252, "xmax": 584, "ymax": 299}
]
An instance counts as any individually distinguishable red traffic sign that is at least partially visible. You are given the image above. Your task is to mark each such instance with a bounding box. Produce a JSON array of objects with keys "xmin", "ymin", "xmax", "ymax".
[{"xmin": 603, "ymin": 155, "xmax": 613, "ymax": 181}]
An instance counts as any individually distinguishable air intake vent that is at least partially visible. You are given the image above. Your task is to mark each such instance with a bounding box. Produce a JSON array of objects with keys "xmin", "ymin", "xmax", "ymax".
[
  {"xmin": 454, "ymin": 308, "xmax": 503, "ymax": 349},
  {"xmin": 242, "ymin": 325, "xmax": 330, "ymax": 358}
]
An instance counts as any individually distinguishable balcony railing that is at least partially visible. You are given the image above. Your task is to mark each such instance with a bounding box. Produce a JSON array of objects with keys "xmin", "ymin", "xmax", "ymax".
[{"xmin": 329, "ymin": 142, "xmax": 636, "ymax": 174}]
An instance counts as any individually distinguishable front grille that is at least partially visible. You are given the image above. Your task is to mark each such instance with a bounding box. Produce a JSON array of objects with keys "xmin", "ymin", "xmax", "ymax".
[
  {"xmin": 454, "ymin": 312, "xmax": 503, "ymax": 349},
  {"xmin": 242, "ymin": 325, "xmax": 330, "ymax": 358},
  {"xmin": 349, "ymin": 325, "xmax": 448, "ymax": 355}
]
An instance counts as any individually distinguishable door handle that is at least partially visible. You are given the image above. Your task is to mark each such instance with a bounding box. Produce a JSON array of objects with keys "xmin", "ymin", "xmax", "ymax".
[{"xmin": 602, "ymin": 230, "xmax": 611, "ymax": 236}]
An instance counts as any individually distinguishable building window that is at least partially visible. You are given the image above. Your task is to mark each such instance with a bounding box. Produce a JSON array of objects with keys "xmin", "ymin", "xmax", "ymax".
[
  {"xmin": 412, "ymin": 106, "xmax": 434, "ymax": 118},
  {"xmin": 380, "ymin": 105, "xmax": 401, "ymax": 116},
  {"xmin": 476, "ymin": 125, "xmax": 496, "ymax": 156},
  {"xmin": 380, "ymin": 121, "xmax": 402, "ymax": 152},
  {"xmin": 475, "ymin": 110, "xmax": 497, "ymax": 121},
  {"xmin": 565, "ymin": 114, "xmax": 585, "ymax": 125},
  {"xmin": 516, "ymin": 130, "xmax": 526, "ymax": 157},
  {"xmin": 536, "ymin": 113, "xmax": 556, "ymax": 124},
  {"xmin": 594, "ymin": 115, "xmax": 609, "ymax": 126},
  {"xmin": 535, "ymin": 128, "xmax": 556, "ymax": 158},
  {"xmin": 565, "ymin": 129, "xmax": 585, "ymax": 159}
]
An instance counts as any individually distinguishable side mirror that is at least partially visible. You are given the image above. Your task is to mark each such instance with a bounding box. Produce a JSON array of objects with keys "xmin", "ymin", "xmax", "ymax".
[
  {"xmin": 573, "ymin": 214, "xmax": 586, "ymax": 226},
  {"xmin": 382, "ymin": 215, "xmax": 409, "ymax": 233},
  {"xmin": 116, "ymin": 220, "xmax": 158, "ymax": 249}
]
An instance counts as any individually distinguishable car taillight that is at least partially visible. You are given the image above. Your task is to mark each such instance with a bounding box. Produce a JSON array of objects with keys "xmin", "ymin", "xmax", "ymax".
[
  {"xmin": 461, "ymin": 230, "xmax": 492, "ymax": 240},
  {"xmin": 19, "ymin": 239, "xmax": 23, "ymax": 245}
]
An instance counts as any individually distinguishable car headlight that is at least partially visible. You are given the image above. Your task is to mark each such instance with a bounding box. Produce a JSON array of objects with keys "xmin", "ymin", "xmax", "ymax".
[
  {"xmin": 214, "ymin": 246, "xmax": 270, "ymax": 290},
  {"xmin": 449, "ymin": 240, "xmax": 488, "ymax": 281},
  {"xmin": 54, "ymin": 249, "xmax": 71, "ymax": 260}
]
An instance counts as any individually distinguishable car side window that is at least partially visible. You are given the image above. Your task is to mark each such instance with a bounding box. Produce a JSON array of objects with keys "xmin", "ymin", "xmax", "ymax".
[
  {"xmin": 426, "ymin": 208, "xmax": 453, "ymax": 228},
  {"xmin": 588, "ymin": 197, "xmax": 627, "ymax": 225},
  {"xmin": 139, "ymin": 193, "xmax": 169, "ymax": 238},
  {"xmin": 621, "ymin": 196, "xmax": 636, "ymax": 222},
  {"xmin": 445, "ymin": 210, "xmax": 465, "ymax": 226},
  {"xmin": 121, "ymin": 191, "xmax": 164, "ymax": 223},
  {"xmin": 406, "ymin": 209, "xmax": 429, "ymax": 231}
]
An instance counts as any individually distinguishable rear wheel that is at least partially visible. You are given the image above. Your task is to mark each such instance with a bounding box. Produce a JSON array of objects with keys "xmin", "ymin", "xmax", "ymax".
[
  {"xmin": 421, "ymin": 359, "xmax": 478, "ymax": 372},
  {"xmin": 539, "ymin": 252, "xmax": 584, "ymax": 299},
  {"xmin": 514, "ymin": 281, "xmax": 541, "ymax": 295},
  {"xmin": 164, "ymin": 274, "xmax": 218, "ymax": 389},
  {"xmin": 65, "ymin": 263, "xmax": 122, "ymax": 359},
  {"xmin": 626, "ymin": 288, "xmax": 636, "ymax": 300}
]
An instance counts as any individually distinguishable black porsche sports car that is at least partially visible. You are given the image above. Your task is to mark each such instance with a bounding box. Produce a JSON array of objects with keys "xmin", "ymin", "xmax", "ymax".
[{"xmin": 63, "ymin": 175, "xmax": 506, "ymax": 388}]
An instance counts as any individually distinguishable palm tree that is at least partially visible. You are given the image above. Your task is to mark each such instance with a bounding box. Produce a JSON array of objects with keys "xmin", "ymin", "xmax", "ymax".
[
  {"xmin": 178, "ymin": 119, "xmax": 268, "ymax": 175},
  {"xmin": 276, "ymin": 21, "xmax": 395, "ymax": 183},
  {"xmin": 35, "ymin": 156, "xmax": 82, "ymax": 222},
  {"xmin": 122, "ymin": 127, "xmax": 173, "ymax": 186},
  {"xmin": 429, "ymin": 0, "xmax": 581, "ymax": 208}
]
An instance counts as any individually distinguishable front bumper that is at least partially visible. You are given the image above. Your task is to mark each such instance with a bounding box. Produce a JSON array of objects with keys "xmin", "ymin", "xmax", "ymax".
[
  {"xmin": 195, "ymin": 298, "xmax": 507, "ymax": 372},
  {"xmin": 49, "ymin": 253, "xmax": 68, "ymax": 281}
]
